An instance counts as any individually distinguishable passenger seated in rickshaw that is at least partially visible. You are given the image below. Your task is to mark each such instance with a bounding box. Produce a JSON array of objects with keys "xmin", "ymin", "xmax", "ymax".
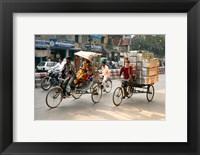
[
  {"xmin": 84, "ymin": 62, "xmax": 93, "ymax": 80},
  {"xmin": 74, "ymin": 59, "xmax": 91, "ymax": 85}
]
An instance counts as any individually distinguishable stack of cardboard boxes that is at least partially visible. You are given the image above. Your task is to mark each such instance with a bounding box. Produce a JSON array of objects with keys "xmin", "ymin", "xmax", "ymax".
[
  {"xmin": 135, "ymin": 51, "xmax": 159, "ymax": 85},
  {"xmin": 129, "ymin": 51, "xmax": 137, "ymax": 76}
]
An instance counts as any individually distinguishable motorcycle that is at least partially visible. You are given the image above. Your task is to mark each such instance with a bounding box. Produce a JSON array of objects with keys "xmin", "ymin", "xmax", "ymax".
[{"xmin": 41, "ymin": 69, "xmax": 61, "ymax": 91}]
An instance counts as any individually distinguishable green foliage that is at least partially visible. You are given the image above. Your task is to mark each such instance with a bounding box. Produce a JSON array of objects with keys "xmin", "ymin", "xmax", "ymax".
[{"xmin": 131, "ymin": 35, "xmax": 165, "ymax": 57}]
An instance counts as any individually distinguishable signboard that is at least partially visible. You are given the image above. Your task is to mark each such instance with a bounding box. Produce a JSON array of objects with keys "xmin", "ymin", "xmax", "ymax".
[
  {"xmin": 35, "ymin": 38, "xmax": 50, "ymax": 48},
  {"xmin": 89, "ymin": 35, "xmax": 102, "ymax": 39},
  {"xmin": 35, "ymin": 38, "xmax": 75, "ymax": 49},
  {"xmin": 121, "ymin": 35, "xmax": 132, "ymax": 46},
  {"xmin": 85, "ymin": 43, "xmax": 102, "ymax": 52}
]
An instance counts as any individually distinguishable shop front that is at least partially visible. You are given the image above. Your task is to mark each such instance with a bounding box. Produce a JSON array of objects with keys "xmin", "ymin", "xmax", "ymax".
[{"xmin": 35, "ymin": 38, "xmax": 75, "ymax": 66}]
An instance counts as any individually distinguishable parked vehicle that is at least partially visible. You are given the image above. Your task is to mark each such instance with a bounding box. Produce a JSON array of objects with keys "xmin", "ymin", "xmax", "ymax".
[
  {"xmin": 36, "ymin": 61, "xmax": 57, "ymax": 72},
  {"xmin": 41, "ymin": 69, "xmax": 61, "ymax": 90}
]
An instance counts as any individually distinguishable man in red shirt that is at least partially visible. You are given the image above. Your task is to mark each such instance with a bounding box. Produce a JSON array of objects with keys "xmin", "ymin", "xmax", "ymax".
[{"xmin": 119, "ymin": 60, "xmax": 133, "ymax": 97}]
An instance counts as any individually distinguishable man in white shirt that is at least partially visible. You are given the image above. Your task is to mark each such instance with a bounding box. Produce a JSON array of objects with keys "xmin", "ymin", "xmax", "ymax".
[
  {"xmin": 101, "ymin": 61, "xmax": 110, "ymax": 92},
  {"xmin": 51, "ymin": 58, "xmax": 65, "ymax": 71}
]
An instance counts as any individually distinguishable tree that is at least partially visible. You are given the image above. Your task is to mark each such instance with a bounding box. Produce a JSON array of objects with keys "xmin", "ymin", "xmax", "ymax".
[{"xmin": 131, "ymin": 35, "xmax": 165, "ymax": 57}]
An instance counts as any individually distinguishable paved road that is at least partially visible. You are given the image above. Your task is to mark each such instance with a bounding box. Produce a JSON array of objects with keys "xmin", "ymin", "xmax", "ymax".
[{"xmin": 35, "ymin": 74, "xmax": 165, "ymax": 120}]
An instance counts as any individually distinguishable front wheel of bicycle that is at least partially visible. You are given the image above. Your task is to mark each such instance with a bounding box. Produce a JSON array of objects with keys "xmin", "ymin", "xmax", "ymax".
[
  {"xmin": 91, "ymin": 85, "xmax": 102, "ymax": 103},
  {"xmin": 46, "ymin": 87, "xmax": 63, "ymax": 108},
  {"xmin": 113, "ymin": 87, "xmax": 123, "ymax": 106}
]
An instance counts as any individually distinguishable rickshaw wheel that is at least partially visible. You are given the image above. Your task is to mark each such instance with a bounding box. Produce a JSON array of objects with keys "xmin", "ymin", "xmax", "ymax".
[
  {"xmin": 113, "ymin": 87, "xmax": 123, "ymax": 106},
  {"xmin": 127, "ymin": 85, "xmax": 134, "ymax": 98},
  {"xmin": 46, "ymin": 87, "xmax": 63, "ymax": 109},
  {"xmin": 105, "ymin": 79, "xmax": 112, "ymax": 93},
  {"xmin": 146, "ymin": 85, "xmax": 155, "ymax": 102},
  {"xmin": 91, "ymin": 85, "xmax": 102, "ymax": 103},
  {"xmin": 72, "ymin": 88, "xmax": 82, "ymax": 99}
]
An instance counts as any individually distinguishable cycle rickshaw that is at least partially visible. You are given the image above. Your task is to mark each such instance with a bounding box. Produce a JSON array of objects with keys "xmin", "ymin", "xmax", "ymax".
[
  {"xmin": 113, "ymin": 77, "xmax": 156, "ymax": 106},
  {"xmin": 46, "ymin": 51, "xmax": 109, "ymax": 109}
]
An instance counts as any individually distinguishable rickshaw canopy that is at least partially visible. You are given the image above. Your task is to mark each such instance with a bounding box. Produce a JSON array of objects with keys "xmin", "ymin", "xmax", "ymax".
[{"xmin": 74, "ymin": 51, "xmax": 102, "ymax": 61}]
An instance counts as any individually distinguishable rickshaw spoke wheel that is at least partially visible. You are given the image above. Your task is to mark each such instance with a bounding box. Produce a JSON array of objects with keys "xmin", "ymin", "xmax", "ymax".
[
  {"xmin": 91, "ymin": 85, "xmax": 102, "ymax": 103},
  {"xmin": 72, "ymin": 88, "xmax": 82, "ymax": 99},
  {"xmin": 127, "ymin": 85, "xmax": 134, "ymax": 98},
  {"xmin": 105, "ymin": 79, "xmax": 112, "ymax": 93},
  {"xmin": 113, "ymin": 87, "xmax": 123, "ymax": 106},
  {"xmin": 46, "ymin": 87, "xmax": 63, "ymax": 108},
  {"xmin": 146, "ymin": 85, "xmax": 155, "ymax": 102}
]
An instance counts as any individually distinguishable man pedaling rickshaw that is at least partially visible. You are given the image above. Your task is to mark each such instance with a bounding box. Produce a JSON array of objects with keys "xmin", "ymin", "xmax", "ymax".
[
  {"xmin": 61, "ymin": 56, "xmax": 76, "ymax": 97},
  {"xmin": 119, "ymin": 60, "xmax": 134, "ymax": 97}
]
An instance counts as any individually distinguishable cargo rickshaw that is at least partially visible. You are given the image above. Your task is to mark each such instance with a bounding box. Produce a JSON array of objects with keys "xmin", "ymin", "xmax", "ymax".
[
  {"xmin": 112, "ymin": 78, "xmax": 155, "ymax": 106},
  {"xmin": 112, "ymin": 55, "xmax": 159, "ymax": 106},
  {"xmin": 45, "ymin": 51, "xmax": 107, "ymax": 109}
]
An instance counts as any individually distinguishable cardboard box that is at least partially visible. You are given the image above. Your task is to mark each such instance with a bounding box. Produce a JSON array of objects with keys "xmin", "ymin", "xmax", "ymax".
[
  {"xmin": 142, "ymin": 67, "xmax": 159, "ymax": 77},
  {"xmin": 142, "ymin": 52, "xmax": 154, "ymax": 59},
  {"xmin": 136, "ymin": 70, "xmax": 142, "ymax": 79},
  {"xmin": 136, "ymin": 75, "xmax": 159, "ymax": 85},
  {"xmin": 142, "ymin": 75, "xmax": 159, "ymax": 84},
  {"xmin": 142, "ymin": 58, "xmax": 160, "ymax": 68},
  {"xmin": 136, "ymin": 53, "xmax": 143, "ymax": 61},
  {"xmin": 136, "ymin": 61, "xmax": 142, "ymax": 70},
  {"xmin": 129, "ymin": 56, "xmax": 137, "ymax": 63},
  {"xmin": 130, "ymin": 51, "xmax": 137, "ymax": 57}
]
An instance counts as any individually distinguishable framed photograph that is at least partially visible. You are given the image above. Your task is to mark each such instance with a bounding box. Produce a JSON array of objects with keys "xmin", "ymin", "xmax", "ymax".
[{"xmin": 0, "ymin": 0, "xmax": 199, "ymax": 154}]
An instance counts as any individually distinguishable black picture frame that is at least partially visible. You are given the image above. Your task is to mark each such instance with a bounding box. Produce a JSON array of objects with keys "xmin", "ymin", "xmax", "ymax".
[{"xmin": 0, "ymin": 0, "xmax": 199, "ymax": 154}]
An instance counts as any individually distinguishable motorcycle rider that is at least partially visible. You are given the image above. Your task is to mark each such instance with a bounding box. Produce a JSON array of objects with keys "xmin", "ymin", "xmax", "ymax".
[
  {"xmin": 51, "ymin": 58, "xmax": 65, "ymax": 71},
  {"xmin": 50, "ymin": 58, "xmax": 65, "ymax": 82},
  {"xmin": 61, "ymin": 56, "xmax": 75, "ymax": 97}
]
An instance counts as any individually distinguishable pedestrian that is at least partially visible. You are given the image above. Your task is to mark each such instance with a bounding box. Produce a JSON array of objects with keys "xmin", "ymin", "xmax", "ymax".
[
  {"xmin": 119, "ymin": 60, "xmax": 133, "ymax": 97},
  {"xmin": 101, "ymin": 61, "xmax": 110, "ymax": 92}
]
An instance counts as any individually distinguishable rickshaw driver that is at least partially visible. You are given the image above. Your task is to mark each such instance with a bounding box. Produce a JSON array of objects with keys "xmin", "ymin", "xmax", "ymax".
[
  {"xmin": 61, "ymin": 56, "xmax": 75, "ymax": 97},
  {"xmin": 119, "ymin": 60, "xmax": 133, "ymax": 97},
  {"xmin": 101, "ymin": 61, "xmax": 110, "ymax": 92}
]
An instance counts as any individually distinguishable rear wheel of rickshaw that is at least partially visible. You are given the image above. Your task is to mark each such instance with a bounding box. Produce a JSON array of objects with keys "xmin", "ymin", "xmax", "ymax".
[
  {"xmin": 46, "ymin": 87, "xmax": 63, "ymax": 108},
  {"xmin": 113, "ymin": 87, "xmax": 123, "ymax": 106},
  {"xmin": 146, "ymin": 85, "xmax": 155, "ymax": 102},
  {"xmin": 105, "ymin": 79, "xmax": 112, "ymax": 93},
  {"xmin": 91, "ymin": 85, "xmax": 102, "ymax": 103},
  {"xmin": 127, "ymin": 85, "xmax": 134, "ymax": 98},
  {"xmin": 72, "ymin": 88, "xmax": 82, "ymax": 99}
]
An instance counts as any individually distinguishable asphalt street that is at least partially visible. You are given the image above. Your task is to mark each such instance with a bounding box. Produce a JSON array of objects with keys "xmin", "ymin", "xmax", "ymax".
[{"xmin": 35, "ymin": 74, "xmax": 165, "ymax": 120}]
